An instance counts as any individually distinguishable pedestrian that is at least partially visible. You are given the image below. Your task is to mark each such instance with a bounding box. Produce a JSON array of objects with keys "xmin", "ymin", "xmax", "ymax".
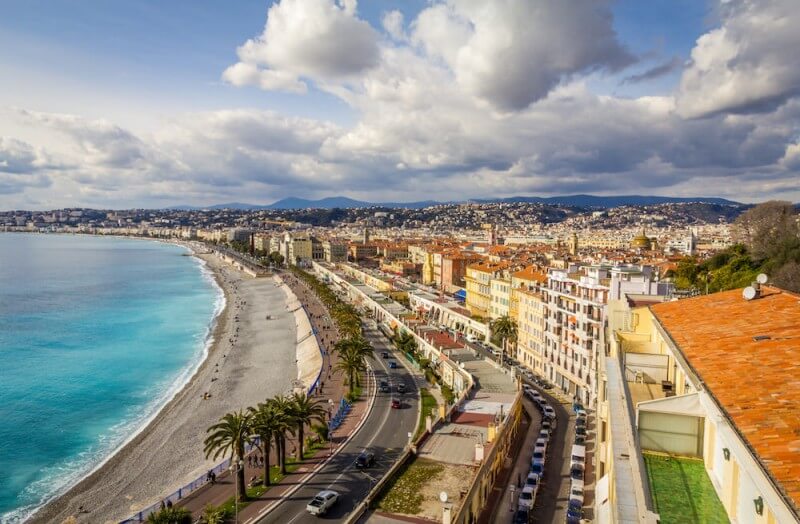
[
  {"xmin": 211, "ymin": 471, "xmax": 216, "ymax": 484},
  {"xmin": 166, "ymin": 500, "xmax": 173, "ymax": 508}
]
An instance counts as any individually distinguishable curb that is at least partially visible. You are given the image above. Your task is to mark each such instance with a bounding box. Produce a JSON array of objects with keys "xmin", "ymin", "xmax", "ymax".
[{"xmin": 245, "ymin": 361, "xmax": 378, "ymax": 523}]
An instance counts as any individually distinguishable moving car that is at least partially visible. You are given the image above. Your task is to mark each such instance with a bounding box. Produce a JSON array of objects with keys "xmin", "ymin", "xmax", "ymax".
[
  {"xmin": 518, "ymin": 485, "xmax": 536, "ymax": 509},
  {"xmin": 391, "ymin": 398, "xmax": 401, "ymax": 409},
  {"xmin": 355, "ymin": 451, "xmax": 375, "ymax": 468},
  {"xmin": 379, "ymin": 380, "xmax": 390, "ymax": 393},
  {"xmin": 389, "ymin": 360, "xmax": 398, "ymax": 369},
  {"xmin": 306, "ymin": 490, "xmax": 339, "ymax": 516},
  {"xmin": 397, "ymin": 383, "xmax": 406, "ymax": 394},
  {"xmin": 381, "ymin": 351, "xmax": 390, "ymax": 358}
]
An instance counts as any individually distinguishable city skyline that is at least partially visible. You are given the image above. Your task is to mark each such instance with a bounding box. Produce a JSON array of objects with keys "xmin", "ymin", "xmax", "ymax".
[{"xmin": 1, "ymin": 0, "xmax": 799, "ymax": 209}]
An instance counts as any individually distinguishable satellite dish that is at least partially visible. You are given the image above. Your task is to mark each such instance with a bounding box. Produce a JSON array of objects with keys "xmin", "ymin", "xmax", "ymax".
[
  {"xmin": 743, "ymin": 287, "xmax": 757, "ymax": 300},
  {"xmin": 757, "ymin": 273, "xmax": 768, "ymax": 284},
  {"xmin": 439, "ymin": 491, "xmax": 449, "ymax": 503}
]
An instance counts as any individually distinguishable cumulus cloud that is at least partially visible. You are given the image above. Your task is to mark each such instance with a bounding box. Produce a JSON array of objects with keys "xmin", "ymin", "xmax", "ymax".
[
  {"xmin": 411, "ymin": 0, "xmax": 634, "ymax": 110},
  {"xmin": 0, "ymin": 137, "xmax": 55, "ymax": 195},
  {"xmin": 222, "ymin": 0, "xmax": 379, "ymax": 92},
  {"xmin": 677, "ymin": 0, "xmax": 800, "ymax": 118},
  {"xmin": 622, "ymin": 57, "xmax": 682, "ymax": 85}
]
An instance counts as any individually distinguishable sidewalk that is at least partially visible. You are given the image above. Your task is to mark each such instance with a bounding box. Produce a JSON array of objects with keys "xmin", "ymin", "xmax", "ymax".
[{"xmin": 173, "ymin": 271, "xmax": 373, "ymax": 520}]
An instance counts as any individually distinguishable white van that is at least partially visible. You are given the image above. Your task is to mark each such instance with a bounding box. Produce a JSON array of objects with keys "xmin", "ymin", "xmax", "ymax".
[{"xmin": 571, "ymin": 444, "xmax": 586, "ymax": 466}]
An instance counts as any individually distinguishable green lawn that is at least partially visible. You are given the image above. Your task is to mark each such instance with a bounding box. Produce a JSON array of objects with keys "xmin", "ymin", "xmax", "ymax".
[
  {"xmin": 415, "ymin": 388, "xmax": 438, "ymax": 440},
  {"xmin": 376, "ymin": 458, "xmax": 444, "ymax": 514},
  {"xmin": 643, "ymin": 453, "xmax": 729, "ymax": 524}
]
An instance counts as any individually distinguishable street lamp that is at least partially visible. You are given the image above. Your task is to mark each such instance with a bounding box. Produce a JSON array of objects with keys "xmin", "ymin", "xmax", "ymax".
[{"xmin": 229, "ymin": 457, "xmax": 244, "ymax": 524}]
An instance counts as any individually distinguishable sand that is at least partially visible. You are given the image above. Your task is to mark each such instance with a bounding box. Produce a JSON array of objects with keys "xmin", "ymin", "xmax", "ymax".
[{"xmin": 29, "ymin": 252, "xmax": 301, "ymax": 524}]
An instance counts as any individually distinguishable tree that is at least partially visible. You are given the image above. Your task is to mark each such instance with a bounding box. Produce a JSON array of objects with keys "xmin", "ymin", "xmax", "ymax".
[
  {"xmin": 146, "ymin": 507, "xmax": 192, "ymax": 524},
  {"xmin": 335, "ymin": 345, "xmax": 369, "ymax": 393},
  {"xmin": 268, "ymin": 251, "xmax": 285, "ymax": 267},
  {"xmin": 289, "ymin": 392, "xmax": 327, "ymax": 460},
  {"xmin": 204, "ymin": 411, "xmax": 252, "ymax": 500},
  {"xmin": 201, "ymin": 504, "xmax": 225, "ymax": 524},
  {"xmin": 490, "ymin": 315, "xmax": 518, "ymax": 356},
  {"xmin": 248, "ymin": 402, "xmax": 279, "ymax": 486},
  {"xmin": 268, "ymin": 395, "xmax": 296, "ymax": 474},
  {"xmin": 395, "ymin": 331, "xmax": 418, "ymax": 354},
  {"xmin": 735, "ymin": 201, "xmax": 799, "ymax": 260}
]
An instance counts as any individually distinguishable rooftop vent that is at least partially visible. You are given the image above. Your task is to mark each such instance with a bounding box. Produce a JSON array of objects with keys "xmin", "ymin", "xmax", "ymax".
[{"xmin": 753, "ymin": 335, "xmax": 771, "ymax": 342}]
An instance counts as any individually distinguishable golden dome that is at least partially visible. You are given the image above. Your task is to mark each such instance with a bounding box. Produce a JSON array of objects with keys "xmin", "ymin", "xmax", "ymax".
[{"xmin": 631, "ymin": 230, "xmax": 652, "ymax": 249}]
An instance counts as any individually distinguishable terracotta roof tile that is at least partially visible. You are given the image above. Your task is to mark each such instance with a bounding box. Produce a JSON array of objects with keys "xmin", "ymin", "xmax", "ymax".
[{"xmin": 650, "ymin": 286, "xmax": 800, "ymax": 510}]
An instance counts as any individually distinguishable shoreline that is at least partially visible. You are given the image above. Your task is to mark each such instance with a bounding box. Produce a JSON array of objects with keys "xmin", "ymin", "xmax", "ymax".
[{"xmin": 26, "ymin": 243, "xmax": 300, "ymax": 524}]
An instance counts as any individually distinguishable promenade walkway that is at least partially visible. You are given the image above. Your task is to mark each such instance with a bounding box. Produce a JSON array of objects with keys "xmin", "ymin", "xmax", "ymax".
[{"xmin": 172, "ymin": 270, "xmax": 373, "ymax": 521}]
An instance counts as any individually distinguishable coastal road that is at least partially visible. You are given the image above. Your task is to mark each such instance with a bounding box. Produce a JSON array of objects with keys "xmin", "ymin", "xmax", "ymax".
[{"xmin": 253, "ymin": 322, "xmax": 419, "ymax": 524}]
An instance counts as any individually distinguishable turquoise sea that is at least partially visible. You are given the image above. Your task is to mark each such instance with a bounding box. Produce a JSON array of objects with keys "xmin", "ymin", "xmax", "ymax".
[{"xmin": 0, "ymin": 233, "xmax": 223, "ymax": 522}]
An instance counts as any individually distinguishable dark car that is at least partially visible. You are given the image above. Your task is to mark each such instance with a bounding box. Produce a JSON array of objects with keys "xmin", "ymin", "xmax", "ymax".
[
  {"xmin": 575, "ymin": 426, "xmax": 587, "ymax": 437},
  {"xmin": 389, "ymin": 360, "xmax": 398, "ymax": 369},
  {"xmin": 513, "ymin": 508, "xmax": 529, "ymax": 524},
  {"xmin": 381, "ymin": 351, "xmax": 389, "ymax": 358},
  {"xmin": 574, "ymin": 434, "xmax": 586, "ymax": 445},
  {"xmin": 355, "ymin": 451, "xmax": 375, "ymax": 468},
  {"xmin": 570, "ymin": 464, "xmax": 584, "ymax": 481},
  {"xmin": 567, "ymin": 499, "xmax": 582, "ymax": 521},
  {"xmin": 397, "ymin": 383, "xmax": 406, "ymax": 394},
  {"xmin": 379, "ymin": 380, "xmax": 390, "ymax": 393},
  {"xmin": 391, "ymin": 398, "xmax": 401, "ymax": 409}
]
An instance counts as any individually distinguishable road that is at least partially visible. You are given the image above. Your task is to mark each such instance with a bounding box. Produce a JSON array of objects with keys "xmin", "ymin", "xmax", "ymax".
[{"xmin": 254, "ymin": 323, "xmax": 419, "ymax": 524}]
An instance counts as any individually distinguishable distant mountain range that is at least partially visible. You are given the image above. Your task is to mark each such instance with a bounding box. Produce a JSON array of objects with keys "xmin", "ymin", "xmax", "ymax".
[{"xmin": 170, "ymin": 194, "xmax": 742, "ymax": 211}]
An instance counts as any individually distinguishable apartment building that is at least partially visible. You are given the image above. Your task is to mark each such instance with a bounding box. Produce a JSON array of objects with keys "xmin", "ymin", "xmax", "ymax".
[
  {"xmin": 516, "ymin": 288, "xmax": 547, "ymax": 374},
  {"xmin": 322, "ymin": 239, "xmax": 348, "ymax": 262},
  {"xmin": 465, "ymin": 261, "xmax": 511, "ymax": 318},
  {"xmin": 599, "ymin": 285, "xmax": 800, "ymax": 524},
  {"xmin": 441, "ymin": 252, "xmax": 481, "ymax": 294},
  {"xmin": 544, "ymin": 264, "xmax": 668, "ymax": 406},
  {"xmin": 489, "ymin": 276, "xmax": 511, "ymax": 319}
]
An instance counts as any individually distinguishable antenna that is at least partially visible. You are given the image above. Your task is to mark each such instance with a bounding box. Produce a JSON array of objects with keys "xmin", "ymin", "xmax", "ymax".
[
  {"xmin": 756, "ymin": 273, "xmax": 768, "ymax": 285},
  {"xmin": 439, "ymin": 491, "xmax": 449, "ymax": 503},
  {"xmin": 743, "ymin": 286, "xmax": 757, "ymax": 301}
]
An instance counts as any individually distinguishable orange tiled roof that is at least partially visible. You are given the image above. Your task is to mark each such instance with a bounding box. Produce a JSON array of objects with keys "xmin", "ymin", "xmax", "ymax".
[
  {"xmin": 512, "ymin": 265, "xmax": 547, "ymax": 284},
  {"xmin": 650, "ymin": 286, "xmax": 800, "ymax": 510}
]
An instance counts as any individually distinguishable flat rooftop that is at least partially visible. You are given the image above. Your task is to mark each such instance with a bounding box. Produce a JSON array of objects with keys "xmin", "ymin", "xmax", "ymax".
[{"xmin": 650, "ymin": 286, "xmax": 800, "ymax": 511}]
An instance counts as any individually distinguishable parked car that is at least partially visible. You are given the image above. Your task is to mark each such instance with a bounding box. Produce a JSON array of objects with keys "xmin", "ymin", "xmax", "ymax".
[
  {"xmin": 513, "ymin": 508, "xmax": 530, "ymax": 524},
  {"xmin": 538, "ymin": 429, "xmax": 550, "ymax": 441},
  {"xmin": 391, "ymin": 398, "xmax": 401, "ymax": 409},
  {"xmin": 381, "ymin": 351, "xmax": 390, "ymax": 358},
  {"xmin": 543, "ymin": 406, "xmax": 556, "ymax": 420},
  {"xmin": 570, "ymin": 463, "xmax": 584, "ymax": 482},
  {"xmin": 534, "ymin": 438, "xmax": 547, "ymax": 454},
  {"xmin": 575, "ymin": 417, "xmax": 587, "ymax": 429},
  {"xmin": 531, "ymin": 450, "xmax": 546, "ymax": 469},
  {"xmin": 306, "ymin": 490, "xmax": 339, "ymax": 516},
  {"xmin": 379, "ymin": 380, "xmax": 390, "ymax": 393},
  {"xmin": 525, "ymin": 472, "xmax": 540, "ymax": 490},
  {"xmin": 355, "ymin": 451, "xmax": 375, "ymax": 468},
  {"xmin": 569, "ymin": 485, "xmax": 584, "ymax": 505},
  {"xmin": 518, "ymin": 485, "xmax": 536, "ymax": 510},
  {"xmin": 397, "ymin": 383, "xmax": 406, "ymax": 394},
  {"xmin": 575, "ymin": 426, "xmax": 587, "ymax": 438},
  {"xmin": 388, "ymin": 360, "xmax": 398, "ymax": 369},
  {"xmin": 541, "ymin": 420, "xmax": 553, "ymax": 433},
  {"xmin": 466, "ymin": 334, "xmax": 477, "ymax": 343},
  {"xmin": 531, "ymin": 462, "xmax": 544, "ymax": 476},
  {"xmin": 571, "ymin": 444, "xmax": 586, "ymax": 467},
  {"xmin": 574, "ymin": 434, "xmax": 586, "ymax": 445},
  {"xmin": 567, "ymin": 499, "xmax": 583, "ymax": 521}
]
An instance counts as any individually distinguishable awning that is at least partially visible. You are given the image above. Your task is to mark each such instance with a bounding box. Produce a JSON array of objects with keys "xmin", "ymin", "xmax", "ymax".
[
  {"xmin": 454, "ymin": 289, "xmax": 467, "ymax": 301},
  {"xmin": 637, "ymin": 392, "xmax": 705, "ymax": 417}
]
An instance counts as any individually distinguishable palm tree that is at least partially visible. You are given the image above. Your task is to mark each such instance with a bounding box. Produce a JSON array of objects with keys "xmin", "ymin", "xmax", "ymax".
[
  {"xmin": 249, "ymin": 402, "xmax": 278, "ymax": 486},
  {"xmin": 491, "ymin": 315, "xmax": 518, "ymax": 358},
  {"xmin": 395, "ymin": 331, "xmax": 418, "ymax": 354},
  {"xmin": 201, "ymin": 504, "xmax": 225, "ymax": 524},
  {"xmin": 334, "ymin": 336, "xmax": 373, "ymax": 362},
  {"xmin": 269, "ymin": 395, "xmax": 296, "ymax": 474},
  {"xmin": 335, "ymin": 346, "xmax": 368, "ymax": 392},
  {"xmin": 204, "ymin": 410, "xmax": 252, "ymax": 500},
  {"xmin": 289, "ymin": 392, "xmax": 327, "ymax": 460}
]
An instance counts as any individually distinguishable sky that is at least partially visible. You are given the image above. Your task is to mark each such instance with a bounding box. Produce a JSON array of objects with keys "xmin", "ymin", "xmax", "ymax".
[{"xmin": 0, "ymin": 0, "xmax": 799, "ymax": 210}]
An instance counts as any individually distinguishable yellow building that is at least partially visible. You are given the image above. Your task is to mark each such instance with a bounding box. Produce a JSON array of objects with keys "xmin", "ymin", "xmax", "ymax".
[
  {"xmin": 489, "ymin": 276, "xmax": 511, "ymax": 319},
  {"xmin": 516, "ymin": 288, "xmax": 546, "ymax": 373},
  {"xmin": 597, "ymin": 286, "xmax": 800, "ymax": 524},
  {"xmin": 465, "ymin": 261, "xmax": 509, "ymax": 318}
]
